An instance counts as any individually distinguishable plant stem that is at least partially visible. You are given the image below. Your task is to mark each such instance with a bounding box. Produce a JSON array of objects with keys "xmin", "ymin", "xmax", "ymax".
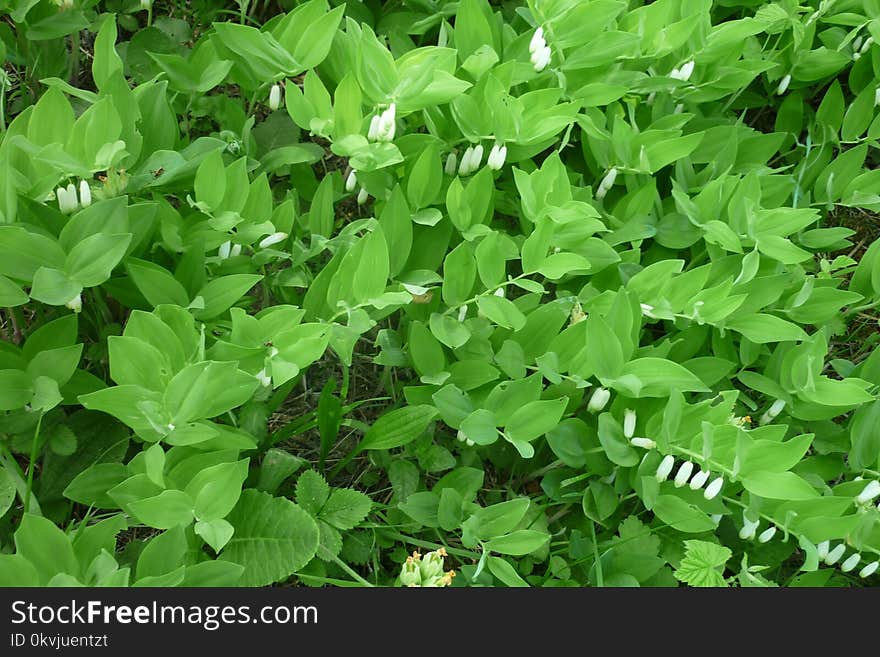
[
  {"xmin": 23, "ymin": 412, "xmax": 44, "ymax": 514},
  {"xmin": 330, "ymin": 554, "xmax": 374, "ymax": 587}
]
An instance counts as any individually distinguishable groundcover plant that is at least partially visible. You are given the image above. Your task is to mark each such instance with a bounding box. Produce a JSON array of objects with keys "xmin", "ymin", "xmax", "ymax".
[{"xmin": 1, "ymin": 0, "xmax": 880, "ymax": 588}]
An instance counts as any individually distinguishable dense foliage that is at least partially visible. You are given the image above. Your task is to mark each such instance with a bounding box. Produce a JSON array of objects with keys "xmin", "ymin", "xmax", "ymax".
[{"xmin": 1, "ymin": 0, "xmax": 880, "ymax": 588}]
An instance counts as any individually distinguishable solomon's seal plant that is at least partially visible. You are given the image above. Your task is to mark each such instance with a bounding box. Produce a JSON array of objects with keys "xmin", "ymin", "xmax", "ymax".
[{"xmin": 0, "ymin": 0, "xmax": 879, "ymax": 589}]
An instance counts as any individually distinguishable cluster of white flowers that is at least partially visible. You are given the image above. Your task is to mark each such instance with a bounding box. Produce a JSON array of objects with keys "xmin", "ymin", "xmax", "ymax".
[
  {"xmin": 56, "ymin": 180, "xmax": 92, "ymax": 215},
  {"xmin": 595, "ymin": 167, "xmax": 617, "ymax": 201},
  {"xmin": 268, "ymin": 83, "xmax": 283, "ymax": 111},
  {"xmin": 669, "ymin": 60, "xmax": 695, "ymax": 82},
  {"xmin": 655, "ymin": 455, "xmax": 724, "ymax": 500},
  {"xmin": 458, "ymin": 144, "xmax": 484, "ymax": 176},
  {"xmin": 218, "ymin": 241, "xmax": 242, "ymax": 260},
  {"xmin": 345, "ymin": 168, "xmax": 370, "ymax": 204},
  {"xmin": 529, "ymin": 27, "xmax": 552, "ymax": 72},
  {"xmin": 456, "ymin": 429, "xmax": 475, "ymax": 447},
  {"xmin": 620, "ymin": 408, "xmax": 657, "ymax": 449},
  {"xmin": 368, "ymin": 103, "xmax": 396, "ymax": 142},
  {"xmin": 487, "ymin": 143, "xmax": 508, "ymax": 170},
  {"xmin": 738, "ymin": 510, "xmax": 777, "ymax": 542},
  {"xmin": 815, "ymin": 541, "xmax": 878, "ymax": 578}
]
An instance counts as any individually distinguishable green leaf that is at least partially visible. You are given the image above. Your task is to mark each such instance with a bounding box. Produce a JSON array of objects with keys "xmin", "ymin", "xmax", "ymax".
[
  {"xmin": 505, "ymin": 398, "xmax": 567, "ymax": 444},
  {"xmin": 608, "ymin": 358, "xmax": 710, "ymax": 397},
  {"xmin": 487, "ymin": 556, "xmax": 530, "ymax": 587},
  {"xmin": 484, "ymin": 530, "xmax": 550, "ymax": 556},
  {"xmin": 741, "ymin": 471, "xmax": 818, "ymax": 500},
  {"xmin": 220, "ymin": 490, "xmax": 319, "ymax": 587},
  {"xmin": 652, "ymin": 495, "xmax": 716, "ymax": 533},
  {"xmin": 128, "ymin": 490, "xmax": 195, "ymax": 529},
  {"xmin": 725, "ymin": 314, "xmax": 808, "ymax": 344},
  {"xmin": 674, "ymin": 540, "xmax": 732, "ymax": 588},
  {"xmin": 295, "ymin": 470, "xmax": 330, "ymax": 517},
  {"xmin": 14, "ymin": 514, "xmax": 79, "ymax": 584},
  {"xmin": 357, "ymin": 405, "xmax": 438, "ymax": 451},
  {"xmin": 193, "ymin": 274, "xmax": 262, "ymax": 320},
  {"xmin": 319, "ymin": 488, "xmax": 372, "ymax": 531},
  {"xmin": 65, "ymin": 233, "xmax": 132, "ymax": 287},
  {"xmin": 126, "ymin": 258, "xmax": 190, "ymax": 307},
  {"xmin": 0, "ymin": 370, "xmax": 33, "ymax": 410},
  {"xmin": 477, "ymin": 295, "xmax": 526, "ymax": 331}
]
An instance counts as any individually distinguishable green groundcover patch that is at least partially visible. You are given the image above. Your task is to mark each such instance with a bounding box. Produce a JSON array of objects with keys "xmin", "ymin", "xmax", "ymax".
[{"xmin": 1, "ymin": 0, "xmax": 880, "ymax": 588}]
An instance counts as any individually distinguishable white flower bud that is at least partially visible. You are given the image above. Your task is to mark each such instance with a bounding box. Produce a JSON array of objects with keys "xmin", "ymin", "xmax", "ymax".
[
  {"xmin": 630, "ymin": 437, "xmax": 656, "ymax": 450},
  {"xmin": 255, "ymin": 368, "xmax": 271, "ymax": 387},
  {"xmin": 739, "ymin": 512, "xmax": 760, "ymax": 540},
  {"xmin": 218, "ymin": 240, "xmax": 232, "ymax": 260},
  {"xmin": 856, "ymin": 480, "xmax": 880, "ymax": 505},
  {"xmin": 368, "ymin": 115, "xmax": 381, "ymax": 141},
  {"xmin": 711, "ymin": 514, "xmax": 722, "ymax": 526},
  {"xmin": 230, "ymin": 243, "xmax": 242, "ymax": 257},
  {"xmin": 445, "ymin": 152, "xmax": 458, "ymax": 176},
  {"xmin": 269, "ymin": 346, "xmax": 279, "ymax": 358},
  {"xmin": 458, "ymin": 147, "xmax": 474, "ymax": 176},
  {"xmin": 861, "ymin": 36, "xmax": 874, "ymax": 53},
  {"xmin": 853, "ymin": 36, "xmax": 864, "ymax": 53},
  {"xmin": 357, "ymin": 187, "xmax": 369, "ymax": 205},
  {"xmin": 529, "ymin": 27, "xmax": 545, "ymax": 55},
  {"xmin": 859, "ymin": 561, "xmax": 879, "ymax": 578},
  {"xmin": 760, "ymin": 399, "xmax": 786, "ymax": 425},
  {"xmin": 704, "ymin": 476, "xmax": 724, "ymax": 500},
  {"xmin": 656, "ymin": 455, "xmax": 675, "ymax": 482},
  {"xmin": 465, "ymin": 438, "xmax": 475, "ymax": 447},
  {"xmin": 875, "ymin": 88, "xmax": 880, "ymax": 108},
  {"xmin": 776, "ymin": 74, "xmax": 791, "ymax": 95},
  {"xmin": 269, "ymin": 84, "xmax": 282, "ymax": 111},
  {"xmin": 824, "ymin": 543, "xmax": 846, "ymax": 565},
  {"xmin": 456, "ymin": 430, "xmax": 466, "ymax": 443},
  {"xmin": 345, "ymin": 169, "xmax": 358, "ymax": 193},
  {"xmin": 531, "ymin": 45, "xmax": 552, "ymax": 72},
  {"xmin": 587, "ymin": 387, "xmax": 610, "ymax": 413},
  {"xmin": 623, "ymin": 409, "xmax": 637, "ymax": 439},
  {"xmin": 493, "ymin": 286, "xmax": 505, "ymax": 298},
  {"xmin": 470, "ymin": 144, "xmax": 484, "ymax": 170},
  {"xmin": 674, "ymin": 460, "xmax": 694, "ymax": 488},
  {"xmin": 598, "ymin": 167, "xmax": 617, "ymax": 194},
  {"xmin": 78, "ymin": 180, "xmax": 91, "ymax": 208},
  {"xmin": 65, "ymin": 293, "xmax": 82, "ymax": 313},
  {"xmin": 817, "ymin": 541, "xmax": 830, "ymax": 560},
  {"xmin": 758, "ymin": 526, "xmax": 777, "ymax": 543},
  {"xmin": 689, "ymin": 469, "xmax": 710, "ymax": 490},
  {"xmin": 458, "ymin": 305, "xmax": 467, "ymax": 322},
  {"xmin": 840, "ymin": 553, "xmax": 861, "ymax": 573},
  {"xmin": 377, "ymin": 103, "xmax": 396, "ymax": 142},
  {"xmin": 56, "ymin": 186, "xmax": 76, "ymax": 214},
  {"xmin": 670, "ymin": 60, "xmax": 694, "ymax": 81},
  {"xmin": 487, "ymin": 143, "xmax": 507, "ymax": 170},
  {"xmin": 258, "ymin": 232, "xmax": 288, "ymax": 249}
]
